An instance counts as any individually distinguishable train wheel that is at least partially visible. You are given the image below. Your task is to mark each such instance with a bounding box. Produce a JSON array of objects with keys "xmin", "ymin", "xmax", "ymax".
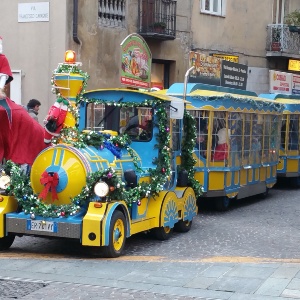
[
  {"xmin": 102, "ymin": 211, "xmax": 126, "ymax": 258},
  {"xmin": 175, "ymin": 188, "xmax": 197, "ymax": 233},
  {"xmin": 0, "ymin": 235, "xmax": 15, "ymax": 250},
  {"xmin": 151, "ymin": 226, "xmax": 173, "ymax": 240},
  {"xmin": 151, "ymin": 192, "xmax": 178, "ymax": 240},
  {"xmin": 215, "ymin": 196, "xmax": 231, "ymax": 211},
  {"xmin": 174, "ymin": 220, "xmax": 192, "ymax": 233}
]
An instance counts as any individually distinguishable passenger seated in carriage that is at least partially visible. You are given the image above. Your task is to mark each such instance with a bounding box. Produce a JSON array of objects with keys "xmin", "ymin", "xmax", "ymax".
[{"xmin": 212, "ymin": 128, "xmax": 230, "ymax": 161}]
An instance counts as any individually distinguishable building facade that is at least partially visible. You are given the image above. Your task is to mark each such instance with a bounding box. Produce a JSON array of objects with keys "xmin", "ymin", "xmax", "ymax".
[{"xmin": 1, "ymin": 0, "xmax": 300, "ymax": 122}]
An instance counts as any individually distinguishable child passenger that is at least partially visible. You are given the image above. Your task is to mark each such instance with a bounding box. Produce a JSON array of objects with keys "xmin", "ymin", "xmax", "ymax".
[{"xmin": 212, "ymin": 128, "xmax": 230, "ymax": 160}]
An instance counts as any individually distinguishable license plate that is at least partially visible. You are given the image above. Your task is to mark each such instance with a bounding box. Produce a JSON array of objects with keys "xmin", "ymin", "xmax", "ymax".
[{"xmin": 26, "ymin": 220, "xmax": 58, "ymax": 233}]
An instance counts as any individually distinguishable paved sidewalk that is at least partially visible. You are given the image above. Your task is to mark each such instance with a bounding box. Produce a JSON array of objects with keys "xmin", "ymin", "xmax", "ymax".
[{"xmin": 0, "ymin": 257, "xmax": 299, "ymax": 299}]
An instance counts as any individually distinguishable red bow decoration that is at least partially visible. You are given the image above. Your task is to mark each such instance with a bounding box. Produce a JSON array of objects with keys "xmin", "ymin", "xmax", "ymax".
[{"xmin": 38, "ymin": 171, "xmax": 59, "ymax": 201}]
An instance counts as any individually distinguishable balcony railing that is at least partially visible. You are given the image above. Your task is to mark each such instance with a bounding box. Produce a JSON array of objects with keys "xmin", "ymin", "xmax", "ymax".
[
  {"xmin": 266, "ymin": 24, "xmax": 300, "ymax": 57},
  {"xmin": 138, "ymin": 0, "xmax": 176, "ymax": 40}
]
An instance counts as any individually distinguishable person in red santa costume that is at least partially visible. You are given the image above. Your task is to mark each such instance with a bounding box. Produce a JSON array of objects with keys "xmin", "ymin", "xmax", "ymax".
[
  {"xmin": 43, "ymin": 97, "xmax": 69, "ymax": 144},
  {"xmin": 0, "ymin": 37, "xmax": 47, "ymax": 166}
]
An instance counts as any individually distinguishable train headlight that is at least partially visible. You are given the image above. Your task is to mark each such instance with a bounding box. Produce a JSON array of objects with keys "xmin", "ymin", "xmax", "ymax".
[
  {"xmin": 94, "ymin": 181, "xmax": 109, "ymax": 197},
  {"xmin": 0, "ymin": 175, "xmax": 11, "ymax": 190}
]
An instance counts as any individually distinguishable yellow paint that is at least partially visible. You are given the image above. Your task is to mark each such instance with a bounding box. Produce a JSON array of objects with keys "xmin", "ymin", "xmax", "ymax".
[
  {"xmin": 0, "ymin": 196, "xmax": 18, "ymax": 237},
  {"xmin": 225, "ymin": 172, "xmax": 231, "ymax": 187},
  {"xmin": 255, "ymin": 168, "xmax": 259, "ymax": 181},
  {"xmin": 54, "ymin": 73, "xmax": 84, "ymax": 100},
  {"xmin": 277, "ymin": 158, "xmax": 284, "ymax": 171},
  {"xmin": 234, "ymin": 171, "xmax": 239, "ymax": 185},
  {"xmin": 260, "ymin": 167, "xmax": 266, "ymax": 181},
  {"xmin": 208, "ymin": 172, "xmax": 224, "ymax": 190},
  {"xmin": 30, "ymin": 146, "xmax": 87, "ymax": 205},
  {"xmin": 240, "ymin": 169, "xmax": 247, "ymax": 185},
  {"xmin": 287, "ymin": 159, "xmax": 299, "ymax": 173},
  {"xmin": 82, "ymin": 202, "xmax": 107, "ymax": 246}
]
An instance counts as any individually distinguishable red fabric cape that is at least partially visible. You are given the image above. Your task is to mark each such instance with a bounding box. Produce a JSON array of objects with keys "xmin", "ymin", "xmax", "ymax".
[
  {"xmin": 0, "ymin": 54, "xmax": 13, "ymax": 84},
  {"xmin": 0, "ymin": 97, "xmax": 47, "ymax": 165}
]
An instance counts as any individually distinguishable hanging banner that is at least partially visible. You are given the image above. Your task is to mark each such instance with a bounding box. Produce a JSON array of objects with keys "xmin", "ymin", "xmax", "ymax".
[
  {"xmin": 120, "ymin": 33, "xmax": 152, "ymax": 89},
  {"xmin": 269, "ymin": 70, "xmax": 292, "ymax": 94}
]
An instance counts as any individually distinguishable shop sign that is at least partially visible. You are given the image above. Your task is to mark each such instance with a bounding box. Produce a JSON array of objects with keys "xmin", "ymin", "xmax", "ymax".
[
  {"xmin": 288, "ymin": 59, "xmax": 300, "ymax": 72},
  {"xmin": 292, "ymin": 74, "xmax": 300, "ymax": 95},
  {"xmin": 188, "ymin": 52, "xmax": 247, "ymax": 90},
  {"xmin": 120, "ymin": 34, "xmax": 152, "ymax": 89},
  {"xmin": 269, "ymin": 70, "xmax": 292, "ymax": 94},
  {"xmin": 189, "ymin": 51, "xmax": 221, "ymax": 85},
  {"xmin": 212, "ymin": 54, "xmax": 239, "ymax": 63},
  {"xmin": 221, "ymin": 61, "xmax": 248, "ymax": 90}
]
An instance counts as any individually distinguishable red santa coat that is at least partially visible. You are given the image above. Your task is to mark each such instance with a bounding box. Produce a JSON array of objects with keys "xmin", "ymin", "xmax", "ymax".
[
  {"xmin": 0, "ymin": 97, "xmax": 47, "ymax": 165},
  {"xmin": 0, "ymin": 54, "xmax": 13, "ymax": 85}
]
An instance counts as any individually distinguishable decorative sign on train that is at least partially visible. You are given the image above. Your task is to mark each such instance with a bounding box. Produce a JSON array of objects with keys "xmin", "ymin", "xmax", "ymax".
[
  {"xmin": 189, "ymin": 51, "xmax": 248, "ymax": 90},
  {"xmin": 120, "ymin": 33, "xmax": 152, "ymax": 89}
]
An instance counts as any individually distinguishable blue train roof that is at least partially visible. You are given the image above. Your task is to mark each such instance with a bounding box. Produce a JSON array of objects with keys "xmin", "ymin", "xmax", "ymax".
[
  {"xmin": 167, "ymin": 83, "xmax": 257, "ymax": 97},
  {"xmin": 259, "ymin": 93, "xmax": 300, "ymax": 113}
]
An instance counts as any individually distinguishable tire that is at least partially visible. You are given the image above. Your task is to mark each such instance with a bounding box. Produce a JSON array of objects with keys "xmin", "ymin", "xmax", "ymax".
[
  {"xmin": 0, "ymin": 235, "xmax": 15, "ymax": 250},
  {"xmin": 102, "ymin": 211, "xmax": 126, "ymax": 258},
  {"xmin": 151, "ymin": 226, "xmax": 173, "ymax": 240},
  {"xmin": 215, "ymin": 196, "xmax": 231, "ymax": 211},
  {"xmin": 174, "ymin": 220, "xmax": 192, "ymax": 233}
]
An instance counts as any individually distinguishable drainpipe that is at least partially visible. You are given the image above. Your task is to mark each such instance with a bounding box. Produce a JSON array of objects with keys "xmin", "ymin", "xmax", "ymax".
[
  {"xmin": 73, "ymin": 0, "xmax": 81, "ymax": 45},
  {"xmin": 183, "ymin": 66, "xmax": 195, "ymax": 101}
]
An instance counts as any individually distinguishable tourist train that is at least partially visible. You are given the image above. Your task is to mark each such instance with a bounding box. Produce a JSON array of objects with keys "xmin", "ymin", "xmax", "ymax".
[{"xmin": 1, "ymin": 51, "xmax": 298, "ymax": 257}]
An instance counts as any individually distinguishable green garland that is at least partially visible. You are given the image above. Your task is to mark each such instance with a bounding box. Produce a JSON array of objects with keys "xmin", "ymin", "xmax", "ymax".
[
  {"xmin": 181, "ymin": 111, "xmax": 203, "ymax": 198},
  {"xmin": 2, "ymin": 101, "xmax": 171, "ymax": 218},
  {"xmin": 1, "ymin": 61, "xmax": 197, "ymax": 218}
]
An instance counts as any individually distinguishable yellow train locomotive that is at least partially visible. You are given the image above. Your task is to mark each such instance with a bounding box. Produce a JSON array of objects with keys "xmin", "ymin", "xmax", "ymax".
[{"xmin": 0, "ymin": 53, "xmax": 198, "ymax": 257}]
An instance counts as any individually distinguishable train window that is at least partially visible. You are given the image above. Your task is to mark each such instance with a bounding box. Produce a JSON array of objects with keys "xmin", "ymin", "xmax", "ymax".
[
  {"xmin": 86, "ymin": 103, "xmax": 105, "ymax": 131},
  {"xmin": 228, "ymin": 112, "xmax": 242, "ymax": 167},
  {"xmin": 119, "ymin": 107, "xmax": 152, "ymax": 141},
  {"xmin": 191, "ymin": 110, "xmax": 209, "ymax": 160},
  {"xmin": 270, "ymin": 115, "xmax": 281, "ymax": 162},
  {"xmin": 250, "ymin": 114, "xmax": 263, "ymax": 165},
  {"xmin": 211, "ymin": 111, "xmax": 228, "ymax": 162},
  {"xmin": 243, "ymin": 114, "xmax": 251, "ymax": 165},
  {"xmin": 288, "ymin": 114, "xmax": 299, "ymax": 151},
  {"xmin": 262, "ymin": 115, "xmax": 272, "ymax": 162},
  {"xmin": 281, "ymin": 116, "xmax": 287, "ymax": 150}
]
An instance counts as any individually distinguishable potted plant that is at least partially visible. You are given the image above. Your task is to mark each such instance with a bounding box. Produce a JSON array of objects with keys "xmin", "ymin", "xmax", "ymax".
[
  {"xmin": 284, "ymin": 9, "xmax": 300, "ymax": 33},
  {"xmin": 153, "ymin": 22, "xmax": 167, "ymax": 33}
]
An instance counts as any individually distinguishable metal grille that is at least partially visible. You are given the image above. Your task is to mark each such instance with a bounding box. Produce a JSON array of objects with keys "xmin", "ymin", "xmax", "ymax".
[{"xmin": 6, "ymin": 218, "xmax": 81, "ymax": 239}]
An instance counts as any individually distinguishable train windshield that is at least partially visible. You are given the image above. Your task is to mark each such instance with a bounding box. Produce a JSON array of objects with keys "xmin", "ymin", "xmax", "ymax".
[{"xmin": 85, "ymin": 103, "xmax": 153, "ymax": 141}]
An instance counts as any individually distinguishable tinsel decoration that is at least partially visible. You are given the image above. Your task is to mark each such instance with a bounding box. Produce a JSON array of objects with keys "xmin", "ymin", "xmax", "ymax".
[{"xmin": 181, "ymin": 111, "xmax": 203, "ymax": 198}]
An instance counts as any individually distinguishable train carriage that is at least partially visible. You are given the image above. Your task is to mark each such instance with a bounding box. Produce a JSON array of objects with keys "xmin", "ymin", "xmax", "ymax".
[
  {"xmin": 260, "ymin": 93, "xmax": 300, "ymax": 187},
  {"xmin": 163, "ymin": 83, "xmax": 284, "ymax": 210}
]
